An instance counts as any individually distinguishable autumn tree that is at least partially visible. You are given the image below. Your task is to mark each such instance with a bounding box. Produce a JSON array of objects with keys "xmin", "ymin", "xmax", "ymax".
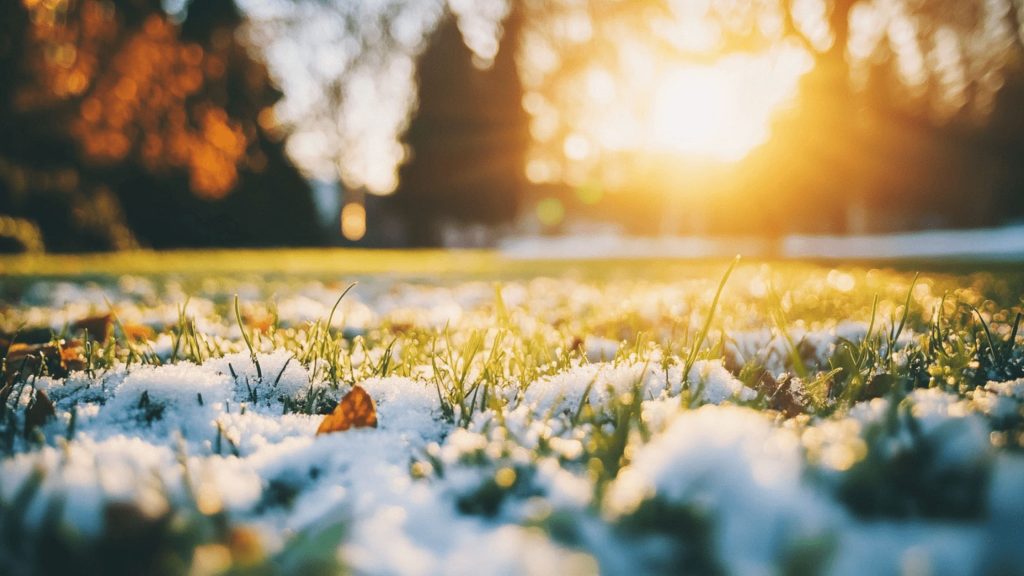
[{"xmin": 0, "ymin": 0, "xmax": 322, "ymax": 251}]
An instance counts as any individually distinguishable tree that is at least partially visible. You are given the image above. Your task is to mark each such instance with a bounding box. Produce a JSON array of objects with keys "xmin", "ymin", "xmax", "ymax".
[
  {"xmin": 0, "ymin": 0, "xmax": 322, "ymax": 251},
  {"xmin": 241, "ymin": 0, "xmax": 517, "ymax": 243},
  {"xmin": 761, "ymin": 0, "xmax": 1024, "ymax": 232},
  {"xmin": 229, "ymin": 0, "xmax": 1024, "ymax": 241},
  {"xmin": 390, "ymin": 4, "xmax": 529, "ymax": 245}
]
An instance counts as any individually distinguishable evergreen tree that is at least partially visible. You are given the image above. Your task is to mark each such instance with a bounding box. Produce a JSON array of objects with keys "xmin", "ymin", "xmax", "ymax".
[{"xmin": 391, "ymin": 4, "xmax": 529, "ymax": 246}]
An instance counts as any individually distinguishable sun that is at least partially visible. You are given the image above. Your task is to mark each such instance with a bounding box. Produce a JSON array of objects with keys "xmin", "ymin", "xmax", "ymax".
[
  {"xmin": 646, "ymin": 50, "xmax": 811, "ymax": 162},
  {"xmin": 523, "ymin": 45, "xmax": 815, "ymax": 186},
  {"xmin": 650, "ymin": 66, "xmax": 754, "ymax": 161}
]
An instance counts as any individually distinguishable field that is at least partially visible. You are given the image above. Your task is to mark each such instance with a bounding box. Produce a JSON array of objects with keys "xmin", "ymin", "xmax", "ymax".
[{"xmin": 1, "ymin": 250, "xmax": 1023, "ymax": 575}]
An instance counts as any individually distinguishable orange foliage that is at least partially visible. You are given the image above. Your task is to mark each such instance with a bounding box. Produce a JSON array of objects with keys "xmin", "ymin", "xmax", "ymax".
[
  {"xmin": 316, "ymin": 386, "xmax": 378, "ymax": 435},
  {"xmin": 19, "ymin": 0, "xmax": 252, "ymax": 199}
]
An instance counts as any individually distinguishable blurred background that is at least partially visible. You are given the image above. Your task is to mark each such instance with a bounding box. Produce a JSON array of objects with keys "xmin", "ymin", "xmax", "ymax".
[{"xmin": 2, "ymin": 0, "xmax": 1023, "ymax": 253}]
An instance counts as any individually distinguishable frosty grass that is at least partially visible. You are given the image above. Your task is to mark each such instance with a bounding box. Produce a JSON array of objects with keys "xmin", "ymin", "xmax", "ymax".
[{"xmin": 1, "ymin": 263, "xmax": 1023, "ymax": 575}]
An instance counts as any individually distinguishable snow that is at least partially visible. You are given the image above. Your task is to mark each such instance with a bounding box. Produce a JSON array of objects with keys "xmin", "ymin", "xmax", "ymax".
[
  {"xmin": 0, "ymin": 348, "xmax": 602, "ymax": 575},
  {"xmin": 360, "ymin": 376, "xmax": 447, "ymax": 439},
  {"xmin": 983, "ymin": 454, "xmax": 1024, "ymax": 574},
  {"xmin": 829, "ymin": 522, "xmax": 987, "ymax": 576},
  {"xmin": 500, "ymin": 233, "xmax": 767, "ymax": 260},
  {"xmin": 522, "ymin": 359, "xmax": 754, "ymax": 420},
  {"xmin": 971, "ymin": 378, "xmax": 1024, "ymax": 422},
  {"xmin": 0, "ymin": 436, "xmax": 184, "ymax": 536},
  {"xmin": 500, "ymin": 224, "xmax": 1024, "ymax": 261},
  {"xmin": 785, "ymin": 224, "xmax": 1024, "ymax": 261},
  {"xmin": 583, "ymin": 336, "xmax": 619, "ymax": 362},
  {"xmin": 687, "ymin": 359, "xmax": 757, "ymax": 403},
  {"xmin": 2, "ymin": 273, "xmax": 1022, "ymax": 575},
  {"xmin": 206, "ymin": 350, "xmax": 313, "ymax": 403},
  {"xmin": 606, "ymin": 405, "xmax": 837, "ymax": 575},
  {"xmin": 848, "ymin": 388, "xmax": 991, "ymax": 472},
  {"xmin": 725, "ymin": 322, "xmax": 870, "ymax": 377}
]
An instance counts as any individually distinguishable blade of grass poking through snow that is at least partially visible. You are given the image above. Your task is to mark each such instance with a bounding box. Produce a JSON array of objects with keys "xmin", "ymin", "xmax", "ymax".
[
  {"xmin": 104, "ymin": 296, "xmax": 147, "ymax": 366},
  {"xmin": 1010, "ymin": 312, "xmax": 1022, "ymax": 348},
  {"xmin": 189, "ymin": 314, "xmax": 208, "ymax": 364},
  {"xmin": 494, "ymin": 283, "xmax": 509, "ymax": 325},
  {"xmin": 325, "ymin": 282, "xmax": 358, "ymax": 336},
  {"xmin": 170, "ymin": 298, "xmax": 190, "ymax": 363},
  {"xmin": 234, "ymin": 295, "xmax": 262, "ymax": 381},
  {"xmin": 767, "ymin": 281, "xmax": 809, "ymax": 380},
  {"xmin": 866, "ymin": 293, "xmax": 879, "ymax": 344},
  {"xmin": 374, "ymin": 337, "xmax": 399, "ymax": 377},
  {"xmin": 273, "ymin": 355, "xmax": 295, "ymax": 387},
  {"xmin": 887, "ymin": 273, "xmax": 919, "ymax": 366},
  {"xmin": 682, "ymin": 256, "xmax": 739, "ymax": 404},
  {"xmin": 928, "ymin": 291, "xmax": 950, "ymax": 357},
  {"xmin": 835, "ymin": 293, "xmax": 880, "ymax": 407},
  {"xmin": 970, "ymin": 304, "xmax": 1000, "ymax": 365},
  {"xmin": 321, "ymin": 282, "xmax": 357, "ymax": 380},
  {"xmin": 472, "ymin": 329, "xmax": 506, "ymax": 415},
  {"xmin": 572, "ymin": 372, "xmax": 600, "ymax": 426}
]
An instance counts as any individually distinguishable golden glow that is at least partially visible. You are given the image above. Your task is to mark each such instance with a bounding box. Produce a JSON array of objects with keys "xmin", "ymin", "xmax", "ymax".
[
  {"xmin": 341, "ymin": 202, "xmax": 367, "ymax": 241},
  {"xmin": 563, "ymin": 134, "xmax": 591, "ymax": 161},
  {"xmin": 649, "ymin": 65, "xmax": 758, "ymax": 161},
  {"xmin": 523, "ymin": 30, "xmax": 814, "ymax": 172},
  {"xmin": 641, "ymin": 50, "xmax": 811, "ymax": 162}
]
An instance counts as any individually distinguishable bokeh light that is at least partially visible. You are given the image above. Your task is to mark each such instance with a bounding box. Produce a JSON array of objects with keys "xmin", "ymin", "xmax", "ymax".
[{"xmin": 341, "ymin": 201, "xmax": 367, "ymax": 241}]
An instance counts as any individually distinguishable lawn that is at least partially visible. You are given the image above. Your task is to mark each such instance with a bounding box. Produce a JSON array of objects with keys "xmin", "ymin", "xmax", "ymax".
[{"xmin": 1, "ymin": 251, "xmax": 1022, "ymax": 575}]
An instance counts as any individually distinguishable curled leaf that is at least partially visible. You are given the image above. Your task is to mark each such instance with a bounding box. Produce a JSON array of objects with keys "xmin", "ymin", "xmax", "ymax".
[
  {"xmin": 5, "ymin": 340, "xmax": 86, "ymax": 384},
  {"xmin": 316, "ymin": 385, "xmax": 377, "ymax": 435},
  {"xmin": 72, "ymin": 314, "xmax": 113, "ymax": 342},
  {"xmin": 122, "ymin": 323, "xmax": 155, "ymax": 342}
]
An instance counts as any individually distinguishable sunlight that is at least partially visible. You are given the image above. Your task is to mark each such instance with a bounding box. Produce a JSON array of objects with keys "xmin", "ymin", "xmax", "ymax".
[
  {"xmin": 650, "ymin": 65, "xmax": 745, "ymax": 160},
  {"xmin": 532, "ymin": 45, "xmax": 817, "ymax": 176},
  {"xmin": 645, "ymin": 50, "xmax": 812, "ymax": 162}
]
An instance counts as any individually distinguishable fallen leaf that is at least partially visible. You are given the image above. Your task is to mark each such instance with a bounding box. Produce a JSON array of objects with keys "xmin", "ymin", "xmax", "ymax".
[
  {"xmin": 5, "ymin": 340, "xmax": 86, "ymax": 383},
  {"xmin": 316, "ymin": 385, "xmax": 377, "ymax": 435},
  {"xmin": 122, "ymin": 323, "xmax": 155, "ymax": 342},
  {"xmin": 2, "ymin": 314, "xmax": 149, "ymax": 349},
  {"xmin": 60, "ymin": 342, "xmax": 88, "ymax": 372},
  {"xmin": 72, "ymin": 314, "xmax": 113, "ymax": 342},
  {"xmin": 242, "ymin": 311, "xmax": 275, "ymax": 334}
]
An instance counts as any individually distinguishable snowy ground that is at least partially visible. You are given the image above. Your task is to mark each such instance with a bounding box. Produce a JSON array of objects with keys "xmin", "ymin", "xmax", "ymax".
[
  {"xmin": 500, "ymin": 224, "xmax": 1024, "ymax": 261},
  {"xmin": 1, "ymin": 263, "xmax": 1023, "ymax": 575}
]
